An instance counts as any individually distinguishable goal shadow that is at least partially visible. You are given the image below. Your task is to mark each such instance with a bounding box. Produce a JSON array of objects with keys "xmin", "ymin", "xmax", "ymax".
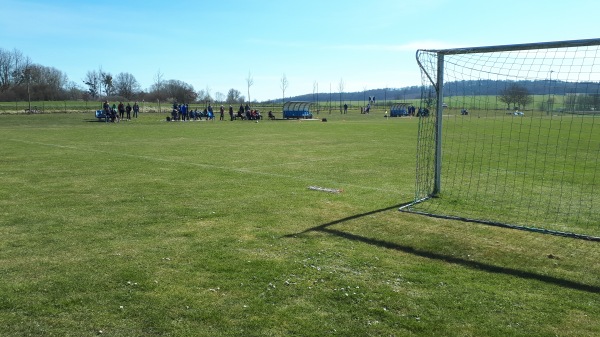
[{"xmin": 283, "ymin": 202, "xmax": 600, "ymax": 294}]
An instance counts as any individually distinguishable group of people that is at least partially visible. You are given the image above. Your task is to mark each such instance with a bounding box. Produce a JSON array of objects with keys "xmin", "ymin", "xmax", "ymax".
[
  {"xmin": 170, "ymin": 102, "xmax": 201, "ymax": 121},
  {"xmin": 102, "ymin": 101, "xmax": 139, "ymax": 122},
  {"xmin": 360, "ymin": 104, "xmax": 371, "ymax": 114},
  {"xmin": 169, "ymin": 102, "xmax": 225, "ymax": 121},
  {"xmin": 235, "ymin": 103, "xmax": 263, "ymax": 120},
  {"xmin": 168, "ymin": 102, "xmax": 264, "ymax": 121}
]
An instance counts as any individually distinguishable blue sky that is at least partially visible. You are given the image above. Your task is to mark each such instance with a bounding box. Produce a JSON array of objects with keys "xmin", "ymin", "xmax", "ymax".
[{"xmin": 1, "ymin": 0, "xmax": 598, "ymax": 101}]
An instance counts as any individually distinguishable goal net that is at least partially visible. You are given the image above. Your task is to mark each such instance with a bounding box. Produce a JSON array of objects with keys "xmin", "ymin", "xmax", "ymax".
[{"xmin": 402, "ymin": 39, "xmax": 600, "ymax": 240}]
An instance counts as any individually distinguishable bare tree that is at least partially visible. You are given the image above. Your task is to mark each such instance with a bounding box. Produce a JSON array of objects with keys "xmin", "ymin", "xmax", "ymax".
[
  {"xmin": 312, "ymin": 81, "xmax": 319, "ymax": 112},
  {"xmin": 99, "ymin": 69, "xmax": 114, "ymax": 97},
  {"xmin": 338, "ymin": 78, "xmax": 345, "ymax": 113},
  {"xmin": 28, "ymin": 64, "xmax": 67, "ymax": 101},
  {"xmin": 246, "ymin": 71, "xmax": 253, "ymax": 104},
  {"xmin": 65, "ymin": 80, "xmax": 84, "ymax": 100},
  {"xmin": 114, "ymin": 72, "xmax": 140, "ymax": 100},
  {"xmin": 0, "ymin": 48, "xmax": 68, "ymax": 100},
  {"xmin": 226, "ymin": 88, "xmax": 243, "ymax": 104},
  {"xmin": 196, "ymin": 89, "xmax": 206, "ymax": 101},
  {"xmin": 0, "ymin": 48, "xmax": 26, "ymax": 93},
  {"xmin": 83, "ymin": 70, "xmax": 101, "ymax": 98},
  {"xmin": 11, "ymin": 49, "xmax": 26, "ymax": 87},
  {"xmin": 21, "ymin": 57, "xmax": 32, "ymax": 111},
  {"xmin": 280, "ymin": 73, "xmax": 288, "ymax": 103},
  {"xmin": 214, "ymin": 91, "xmax": 225, "ymax": 103},
  {"xmin": 205, "ymin": 85, "xmax": 212, "ymax": 103},
  {"xmin": 499, "ymin": 83, "xmax": 531, "ymax": 110},
  {"xmin": 0, "ymin": 48, "xmax": 13, "ymax": 92},
  {"xmin": 164, "ymin": 79, "xmax": 196, "ymax": 103},
  {"xmin": 153, "ymin": 69, "xmax": 164, "ymax": 100}
]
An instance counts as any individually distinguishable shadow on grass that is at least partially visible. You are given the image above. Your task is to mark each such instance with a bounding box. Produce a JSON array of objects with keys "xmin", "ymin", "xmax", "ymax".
[{"xmin": 284, "ymin": 202, "xmax": 600, "ymax": 294}]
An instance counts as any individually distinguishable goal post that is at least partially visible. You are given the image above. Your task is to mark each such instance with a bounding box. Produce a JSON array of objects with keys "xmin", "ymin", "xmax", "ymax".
[{"xmin": 401, "ymin": 38, "xmax": 600, "ymax": 241}]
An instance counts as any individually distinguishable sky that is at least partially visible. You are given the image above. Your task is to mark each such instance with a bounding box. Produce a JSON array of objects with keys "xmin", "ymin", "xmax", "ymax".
[{"xmin": 1, "ymin": 0, "xmax": 599, "ymax": 102}]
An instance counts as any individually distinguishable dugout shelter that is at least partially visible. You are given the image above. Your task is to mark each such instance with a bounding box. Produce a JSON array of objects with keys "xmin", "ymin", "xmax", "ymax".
[
  {"xmin": 282, "ymin": 101, "xmax": 314, "ymax": 119},
  {"xmin": 390, "ymin": 103, "xmax": 409, "ymax": 117}
]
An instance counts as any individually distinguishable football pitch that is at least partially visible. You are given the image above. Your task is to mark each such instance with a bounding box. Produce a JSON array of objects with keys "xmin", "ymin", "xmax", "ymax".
[{"xmin": 0, "ymin": 111, "xmax": 598, "ymax": 336}]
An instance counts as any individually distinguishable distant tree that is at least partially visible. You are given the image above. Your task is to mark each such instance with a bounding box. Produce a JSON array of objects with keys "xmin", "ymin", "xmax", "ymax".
[
  {"xmin": 515, "ymin": 90, "xmax": 533, "ymax": 109},
  {"xmin": 102, "ymin": 72, "xmax": 114, "ymax": 97},
  {"xmin": 83, "ymin": 70, "xmax": 101, "ymax": 98},
  {"xmin": 65, "ymin": 81, "xmax": 84, "ymax": 100},
  {"xmin": 576, "ymin": 94, "xmax": 600, "ymax": 111},
  {"xmin": 11, "ymin": 49, "xmax": 27, "ymax": 87},
  {"xmin": 226, "ymin": 88, "xmax": 242, "ymax": 104},
  {"xmin": 204, "ymin": 85, "xmax": 212, "ymax": 102},
  {"xmin": 565, "ymin": 93, "xmax": 577, "ymax": 112},
  {"xmin": 423, "ymin": 89, "xmax": 434, "ymax": 108},
  {"xmin": 338, "ymin": 78, "xmax": 344, "ymax": 113},
  {"xmin": 196, "ymin": 86, "xmax": 213, "ymax": 103},
  {"xmin": 114, "ymin": 72, "xmax": 140, "ymax": 100},
  {"xmin": 19, "ymin": 57, "xmax": 32, "ymax": 110},
  {"xmin": 280, "ymin": 73, "xmax": 288, "ymax": 103},
  {"xmin": 164, "ymin": 79, "xmax": 196, "ymax": 103},
  {"xmin": 27, "ymin": 64, "xmax": 68, "ymax": 100},
  {"xmin": 196, "ymin": 89, "xmax": 206, "ymax": 101},
  {"xmin": 0, "ymin": 48, "xmax": 14, "ymax": 92},
  {"xmin": 499, "ymin": 83, "xmax": 531, "ymax": 110},
  {"xmin": 214, "ymin": 91, "xmax": 225, "ymax": 103},
  {"xmin": 153, "ymin": 69, "xmax": 165, "ymax": 101},
  {"xmin": 246, "ymin": 71, "xmax": 253, "ymax": 104},
  {"xmin": 0, "ymin": 48, "xmax": 28, "ymax": 94}
]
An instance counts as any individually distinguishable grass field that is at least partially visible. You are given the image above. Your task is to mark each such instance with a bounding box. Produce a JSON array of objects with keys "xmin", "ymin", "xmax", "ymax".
[
  {"xmin": 412, "ymin": 110, "xmax": 600, "ymax": 238},
  {"xmin": 1, "ymin": 110, "xmax": 599, "ymax": 336},
  {"xmin": 0, "ymin": 100, "xmax": 418, "ymax": 115}
]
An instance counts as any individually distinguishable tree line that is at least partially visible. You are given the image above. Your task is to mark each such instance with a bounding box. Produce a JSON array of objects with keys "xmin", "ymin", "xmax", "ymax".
[
  {"xmin": 0, "ymin": 48, "xmax": 78, "ymax": 101},
  {"xmin": 0, "ymin": 47, "xmax": 247, "ymax": 105},
  {"xmin": 3, "ymin": 46, "xmax": 600, "ymax": 107}
]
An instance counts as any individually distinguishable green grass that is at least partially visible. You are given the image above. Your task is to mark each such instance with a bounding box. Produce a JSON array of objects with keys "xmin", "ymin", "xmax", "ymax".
[
  {"xmin": 0, "ymin": 100, "xmax": 417, "ymax": 115},
  {"xmin": 0, "ymin": 111, "xmax": 598, "ymax": 336},
  {"xmin": 411, "ymin": 110, "xmax": 600, "ymax": 236}
]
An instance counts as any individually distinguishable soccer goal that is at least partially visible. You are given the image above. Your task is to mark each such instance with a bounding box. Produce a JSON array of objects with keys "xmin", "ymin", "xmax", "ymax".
[{"xmin": 401, "ymin": 38, "xmax": 600, "ymax": 241}]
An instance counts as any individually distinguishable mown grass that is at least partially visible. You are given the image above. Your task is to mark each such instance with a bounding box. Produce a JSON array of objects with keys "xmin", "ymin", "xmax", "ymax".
[
  {"xmin": 412, "ymin": 109, "xmax": 600, "ymax": 236},
  {"xmin": 0, "ymin": 111, "xmax": 598, "ymax": 336}
]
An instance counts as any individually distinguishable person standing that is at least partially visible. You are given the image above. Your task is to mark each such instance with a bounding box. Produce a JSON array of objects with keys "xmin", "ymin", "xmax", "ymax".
[
  {"xmin": 181, "ymin": 103, "xmax": 188, "ymax": 121},
  {"xmin": 172, "ymin": 101, "xmax": 179, "ymax": 120},
  {"xmin": 133, "ymin": 102, "xmax": 139, "ymax": 118},
  {"xmin": 238, "ymin": 104, "xmax": 244, "ymax": 119},
  {"xmin": 112, "ymin": 103, "xmax": 118, "ymax": 122},
  {"xmin": 118, "ymin": 102, "xmax": 125, "ymax": 120},
  {"xmin": 229, "ymin": 105, "xmax": 234, "ymax": 121},
  {"xmin": 103, "ymin": 100, "xmax": 110, "ymax": 123},
  {"xmin": 207, "ymin": 104, "xmax": 214, "ymax": 120},
  {"xmin": 126, "ymin": 103, "xmax": 132, "ymax": 120},
  {"xmin": 219, "ymin": 105, "xmax": 225, "ymax": 121}
]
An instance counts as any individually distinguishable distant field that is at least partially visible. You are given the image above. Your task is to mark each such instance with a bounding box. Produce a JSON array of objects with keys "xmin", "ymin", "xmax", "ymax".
[
  {"xmin": 0, "ymin": 95, "xmax": 575, "ymax": 115},
  {"xmin": 0, "ymin": 111, "xmax": 598, "ymax": 336},
  {"xmin": 0, "ymin": 99, "xmax": 420, "ymax": 115}
]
